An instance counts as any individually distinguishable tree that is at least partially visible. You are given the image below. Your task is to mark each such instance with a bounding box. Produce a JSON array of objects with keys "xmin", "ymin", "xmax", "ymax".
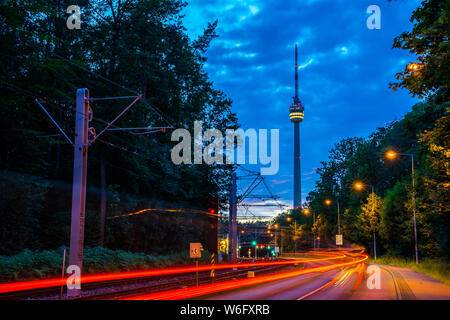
[
  {"xmin": 390, "ymin": 0, "xmax": 449, "ymax": 101},
  {"xmin": 0, "ymin": 0, "xmax": 239, "ymax": 255},
  {"xmin": 312, "ymin": 214, "xmax": 329, "ymax": 241},
  {"xmin": 357, "ymin": 193, "xmax": 383, "ymax": 258},
  {"xmin": 419, "ymin": 105, "xmax": 450, "ymax": 257},
  {"xmin": 290, "ymin": 222, "xmax": 306, "ymax": 253},
  {"xmin": 389, "ymin": 0, "xmax": 449, "ymax": 260}
]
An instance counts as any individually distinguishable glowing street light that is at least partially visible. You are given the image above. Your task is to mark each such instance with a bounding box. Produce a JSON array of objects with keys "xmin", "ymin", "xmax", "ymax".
[
  {"xmin": 384, "ymin": 149, "xmax": 419, "ymax": 264},
  {"xmin": 353, "ymin": 181, "xmax": 364, "ymax": 190},
  {"xmin": 385, "ymin": 150, "xmax": 397, "ymax": 159},
  {"xmin": 407, "ymin": 63, "xmax": 421, "ymax": 72},
  {"xmin": 286, "ymin": 216, "xmax": 292, "ymax": 222},
  {"xmin": 324, "ymin": 199, "xmax": 332, "ymax": 206}
]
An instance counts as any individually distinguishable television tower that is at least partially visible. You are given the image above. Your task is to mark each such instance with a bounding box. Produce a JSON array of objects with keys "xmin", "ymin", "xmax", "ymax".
[{"xmin": 289, "ymin": 43, "xmax": 304, "ymax": 210}]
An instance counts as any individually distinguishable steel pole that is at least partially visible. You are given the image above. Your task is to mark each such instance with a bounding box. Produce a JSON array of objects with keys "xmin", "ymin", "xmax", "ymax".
[
  {"xmin": 412, "ymin": 154, "xmax": 419, "ymax": 264},
  {"xmin": 68, "ymin": 88, "xmax": 90, "ymax": 297},
  {"xmin": 372, "ymin": 186, "xmax": 376, "ymax": 260},
  {"xmin": 313, "ymin": 212, "xmax": 316, "ymax": 249},
  {"xmin": 229, "ymin": 172, "xmax": 238, "ymax": 263},
  {"xmin": 337, "ymin": 201, "xmax": 340, "ymax": 235}
]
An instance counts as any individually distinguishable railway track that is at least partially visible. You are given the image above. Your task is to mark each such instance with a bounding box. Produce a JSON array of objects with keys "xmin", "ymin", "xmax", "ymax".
[
  {"xmin": 0, "ymin": 260, "xmax": 295, "ymax": 300},
  {"xmin": 1, "ymin": 252, "xmax": 352, "ymax": 300},
  {"xmin": 77, "ymin": 264, "xmax": 293, "ymax": 300}
]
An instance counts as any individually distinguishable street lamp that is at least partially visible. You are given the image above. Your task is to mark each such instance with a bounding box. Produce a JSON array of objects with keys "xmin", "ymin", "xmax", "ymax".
[
  {"xmin": 407, "ymin": 62, "xmax": 422, "ymax": 72},
  {"xmin": 385, "ymin": 149, "xmax": 419, "ymax": 264},
  {"xmin": 353, "ymin": 181, "xmax": 377, "ymax": 260}
]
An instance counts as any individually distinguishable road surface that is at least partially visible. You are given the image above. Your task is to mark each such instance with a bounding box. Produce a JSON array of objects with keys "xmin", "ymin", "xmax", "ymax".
[{"xmin": 201, "ymin": 263, "xmax": 450, "ymax": 300}]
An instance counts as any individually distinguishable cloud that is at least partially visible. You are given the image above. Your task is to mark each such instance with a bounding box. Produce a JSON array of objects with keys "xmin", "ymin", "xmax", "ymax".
[
  {"xmin": 271, "ymin": 179, "xmax": 290, "ymax": 185},
  {"xmin": 303, "ymin": 169, "xmax": 317, "ymax": 176},
  {"xmin": 184, "ymin": 0, "xmax": 420, "ymax": 207}
]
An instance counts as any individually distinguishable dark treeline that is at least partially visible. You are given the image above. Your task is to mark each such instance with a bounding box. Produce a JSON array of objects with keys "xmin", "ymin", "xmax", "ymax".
[
  {"xmin": 274, "ymin": 0, "xmax": 449, "ymax": 260},
  {"xmin": 0, "ymin": 0, "xmax": 237, "ymax": 255}
]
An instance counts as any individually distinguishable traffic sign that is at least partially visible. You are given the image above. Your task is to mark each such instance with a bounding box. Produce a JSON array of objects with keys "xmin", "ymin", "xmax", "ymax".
[
  {"xmin": 336, "ymin": 234, "xmax": 343, "ymax": 246},
  {"xmin": 190, "ymin": 242, "xmax": 203, "ymax": 258},
  {"xmin": 274, "ymin": 246, "xmax": 279, "ymax": 253}
]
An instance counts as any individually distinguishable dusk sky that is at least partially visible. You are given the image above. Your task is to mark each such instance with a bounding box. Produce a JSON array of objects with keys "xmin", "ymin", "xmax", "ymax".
[{"xmin": 182, "ymin": 0, "xmax": 421, "ymax": 217}]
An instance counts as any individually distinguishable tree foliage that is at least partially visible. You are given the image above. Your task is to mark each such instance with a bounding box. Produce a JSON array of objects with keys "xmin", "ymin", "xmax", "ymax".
[
  {"xmin": 0, "ymin": 0, "xmax": 238, "ymax": 255},
  {"xmin": 390, "ymin": 0, "xmax": 449, "ymax": 101}
]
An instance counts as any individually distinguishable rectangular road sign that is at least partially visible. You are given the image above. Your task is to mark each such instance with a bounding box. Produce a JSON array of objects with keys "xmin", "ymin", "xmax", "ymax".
[
  {"xmin": 336, "ymin": 234, "xmax": 343, "ymax": 246},
  {"xmin": 274, "ymin": 246, "xmax": 279, "ymax": 253},
  {"xmin": 190, "ymin": 242, "xmax": 203, "ymax": 258}
]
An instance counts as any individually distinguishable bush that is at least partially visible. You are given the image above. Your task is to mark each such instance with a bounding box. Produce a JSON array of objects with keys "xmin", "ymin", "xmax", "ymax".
[{"xmin": 0, "ymin": 246, "xmax": 212, "ymax": 282}]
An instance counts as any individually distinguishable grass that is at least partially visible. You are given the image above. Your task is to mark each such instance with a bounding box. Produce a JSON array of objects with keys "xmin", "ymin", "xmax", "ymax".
[
  {"xmin": 370, "ymin": 256, "xmax": 450, "ymax": 287},
  {"xmin": 0, "ymin": 246, "xmax": 211, "ymax": 282}
]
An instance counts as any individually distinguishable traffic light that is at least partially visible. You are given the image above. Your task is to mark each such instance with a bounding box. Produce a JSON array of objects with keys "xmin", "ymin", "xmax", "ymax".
[
  {"xmin": 267, "ymin": 246, "xmax": 271, "ymax": 249},
  {"xmin": 207, "ymin": 195, "xmax": 219, "ymax": 215},
  {"xmin": 252, "ymin": 240, "xmax": 257, "ymax": 246},
  {"xmin": 207, "ymin": 194, "xmax": 219, "ymax": 254}
]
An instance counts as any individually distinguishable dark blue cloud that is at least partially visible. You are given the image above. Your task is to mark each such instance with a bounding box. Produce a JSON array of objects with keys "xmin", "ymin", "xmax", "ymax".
[{"xmin": 183, "ymin": 0, "xmax": 420, "ymax": 215}]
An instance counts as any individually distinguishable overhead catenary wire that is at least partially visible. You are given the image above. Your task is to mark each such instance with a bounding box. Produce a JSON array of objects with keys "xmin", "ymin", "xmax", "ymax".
[
  {"xmin": 49, "ymin": 52, "xmax": 175, "ymax": 128},
  {"xmin": 2, "ymin": 82, "xmax": 163, "ymax": 155}
]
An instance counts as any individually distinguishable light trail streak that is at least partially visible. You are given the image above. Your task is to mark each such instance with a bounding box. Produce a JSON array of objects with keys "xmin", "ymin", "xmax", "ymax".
[
  {"xmin": 0, "ymin": 252, "xmax": 344, "ymax": 294},
  {"xmin": 123, "ymin": 254, "xmax": 369, "ymax": 300},
  {"xmin": 351, "ymin": 263, "xmax": 366, "ymax": 291},
  {"xmin": 297, "ymin": 272, "xmax": 344, "ymax": 300},
  {"xmin": 106, "ymin": 208, "xmax": 225, "ymax": 220}
]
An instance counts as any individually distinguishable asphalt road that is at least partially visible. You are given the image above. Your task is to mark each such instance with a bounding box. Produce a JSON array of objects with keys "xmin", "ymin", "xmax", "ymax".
[{"xmin": 203, "ymin": 263, "xmax": 450, "ymax": 300}]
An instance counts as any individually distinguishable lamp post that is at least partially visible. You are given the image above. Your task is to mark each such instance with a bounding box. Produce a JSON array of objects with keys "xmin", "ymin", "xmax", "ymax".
[
  {"xmin": 354, "ymin": 182, "xmax": 377, "ymax": 260},
  {"xmin": 385, "ymin": 150, "xmax": 419, "ymax": 264},
  {"xmin": 293, "ymin": 221, "xmax": 297, "ymax": 253},
  {"xmin": 238, "ymin": 229, "xmax": 245, "ymax": 258},
  {"xmin": 303, "ymin": 208, "xmax": 316, "ymax": 249},
  {"xmin": 324, "ymin": 198, "xmax": 341, "ymax": 236}
]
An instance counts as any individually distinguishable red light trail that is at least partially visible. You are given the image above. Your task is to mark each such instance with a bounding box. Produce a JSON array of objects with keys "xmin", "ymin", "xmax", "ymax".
[
  {"xmin": 0, "ymin": 252, "xmax": 344, "ymax": 294},
  {"xmin": 122, "ymin": 254, "xmax": 368, "ymax": 300}
]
